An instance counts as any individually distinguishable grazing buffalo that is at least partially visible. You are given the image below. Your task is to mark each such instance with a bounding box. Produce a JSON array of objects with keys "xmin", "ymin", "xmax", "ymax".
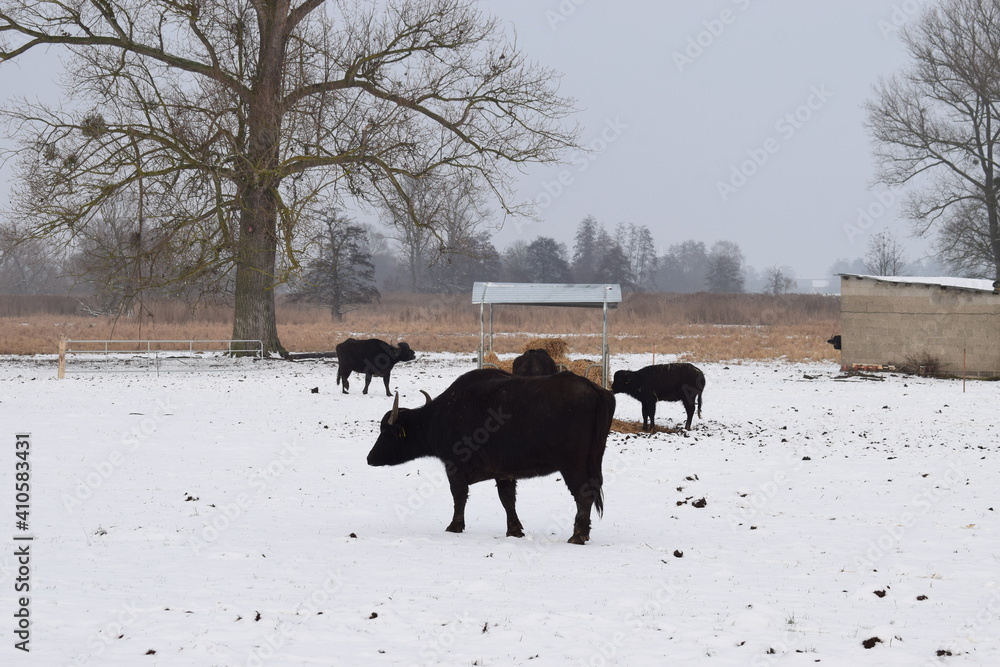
[
  {"xmin": 367, "ymin": 369, "xmax": 616, "ymax": 544},
  {"xmin": 827, "ymin": 335, "xmax": 842, "ymax": 350},
  {"xmin": 511, "ymin": 348, "xmax": 559, "ymax": 376},
  {"xmin": 335, "ymin": 338, "xmax": 415, "ymax": 396},
  {"xmin": 611, "ymin": 363, "xmax": 705, "ymax": 431}
]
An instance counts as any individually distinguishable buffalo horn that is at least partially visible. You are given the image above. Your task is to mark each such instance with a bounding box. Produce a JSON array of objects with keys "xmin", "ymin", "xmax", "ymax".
[
  {"xmin": 420, "ymin": 390, "xmax": 432, "ymax": 406},
  {"xmin": 388, "ymin": 392, "xmax": 400, "ymax": 425}
]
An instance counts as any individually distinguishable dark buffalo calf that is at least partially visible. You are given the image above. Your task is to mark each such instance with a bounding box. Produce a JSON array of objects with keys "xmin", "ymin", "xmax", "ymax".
[
  {"xmin": 335, "ymin": 338, "xmax": 415, "ymax": 396},
  {"xmin": 511, "ymin": 348, "xmax": 559, "ymax": 376},
  {"xmin": 611, "ymin": 363, "xmax": 705, "ymax": 431}
]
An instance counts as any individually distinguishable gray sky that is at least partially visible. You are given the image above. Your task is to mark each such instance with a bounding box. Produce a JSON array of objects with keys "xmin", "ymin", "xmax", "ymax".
[
  {"xmin": 0, "ymin": 1, "xmax": 929, "ymax": 279},
  {"xmin": 480, "ymin": 0, "xmax": 929, "ymax": 278}
]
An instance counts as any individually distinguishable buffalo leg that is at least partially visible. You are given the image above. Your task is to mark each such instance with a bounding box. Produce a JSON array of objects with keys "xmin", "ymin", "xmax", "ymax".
[
  {"xmin": 682, "ymin": 397, "xmax": 695, "ymax": 430},
  {"xmin": 340, "ymin": 371, "xmax": 350, "ymax": 394},
  {"xmin": 382, "ymin": 374, "xmax": 392, "ymax": 397},
  {"xmin": 682, "ymin": 384, "xmax": 699, "ymax": 429},
  {"xmin": 362, "ymin": 372, "xmax": 373, "ymax": 394},
  {"xmin": 496, "ymin": 478, "xmax": 524, "ymax": 538},
  {"xmin": 445, "ymin": 477, "xmax": 469, "ymax": 533},
  {"xmin": 641, "ymin": 399, "xmax": 656, "ymax": 431},
  {"xmin": 563, "ymin": 472, "xmax": 596, "ymax": 545}
]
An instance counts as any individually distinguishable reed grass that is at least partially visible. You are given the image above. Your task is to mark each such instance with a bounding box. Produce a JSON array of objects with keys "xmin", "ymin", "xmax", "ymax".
[{"xmin": 0, "ymin": 292, "xmax": 840, "ymax": 362}]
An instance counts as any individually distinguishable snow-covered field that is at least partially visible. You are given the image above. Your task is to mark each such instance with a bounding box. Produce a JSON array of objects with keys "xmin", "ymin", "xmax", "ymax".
[{"xmin": 1, "ymin": 351, "xmax": 998, "ymax": 666}]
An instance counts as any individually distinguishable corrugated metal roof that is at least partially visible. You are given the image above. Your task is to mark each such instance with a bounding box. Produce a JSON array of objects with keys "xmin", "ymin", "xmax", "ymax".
[
  {"xmin": 839, "ymin": 274, "xmax": 999, "ymax": 294},
  {"xmin": 471, "ymin": 282, "xmax": 622, "ymax": 308}
]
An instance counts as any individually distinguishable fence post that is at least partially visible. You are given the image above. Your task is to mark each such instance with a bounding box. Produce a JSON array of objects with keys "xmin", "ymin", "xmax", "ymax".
[{"xmin": 58, "ymin": 339, "xmax": 66, "ymax": 379}]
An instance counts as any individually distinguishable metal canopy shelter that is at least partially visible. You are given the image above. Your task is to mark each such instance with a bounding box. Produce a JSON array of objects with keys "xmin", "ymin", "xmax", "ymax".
[{"xmin": 471, "ymin": 282, "xmax": 623, "ymax": 387}]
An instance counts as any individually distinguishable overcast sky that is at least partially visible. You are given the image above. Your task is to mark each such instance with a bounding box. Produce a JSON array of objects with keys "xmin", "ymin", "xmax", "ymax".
[
  {"xmin": 479, "ymin": 0, "xmax": 930, "ymax": 278},
  {"xmin": 0, "ymin": 1, "xmax": 931, "ymax": 280}
]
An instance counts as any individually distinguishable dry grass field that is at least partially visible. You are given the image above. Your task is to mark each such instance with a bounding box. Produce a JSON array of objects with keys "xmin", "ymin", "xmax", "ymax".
[{"xmin": 0, "ymin": 292, "xmax": 840, "ymax": 363}]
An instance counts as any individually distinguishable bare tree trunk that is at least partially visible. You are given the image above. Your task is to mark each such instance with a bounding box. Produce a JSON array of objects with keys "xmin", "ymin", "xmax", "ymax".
[
  {"xmin": 989, "ymin": 200, "xmax": 1000, "ymax": 285},
  {"xmin": 232, "ymin": 196, "xmax": 284, "ymax": 356},
  {"xmin": 231, "ymin": 1, "xmax": 287, "ymax": 357}
]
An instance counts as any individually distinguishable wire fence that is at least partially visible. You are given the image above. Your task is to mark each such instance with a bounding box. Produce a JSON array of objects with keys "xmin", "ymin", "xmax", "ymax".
[{"xmin": 57, "ymin": 339, "xmax": 264, "ymax": 378}]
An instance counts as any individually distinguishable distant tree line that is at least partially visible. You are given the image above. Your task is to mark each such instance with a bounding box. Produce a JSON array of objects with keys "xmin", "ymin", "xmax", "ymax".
[{"xmin": 4, "ymin": 200, "xmax": 952, "ymax": 318}]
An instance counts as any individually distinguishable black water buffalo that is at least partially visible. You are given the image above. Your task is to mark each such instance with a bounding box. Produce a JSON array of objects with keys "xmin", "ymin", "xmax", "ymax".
[
  {"xmin": 511, "ymin": 348, "xmax": 559, "ymax": 376},
  {"xmin": 827, "ymin": 335, "xmax": 842, "ymax": 350},
  {"xmin": 335, "ymin": 338, "xmax": 416, "ymax": 396},
  {"xmin": 611, "ymin": 363, "xmax": 705, "ymax": 431},
  {"xmin": 367, "ymin": 369, "xmax": 615, "ymax": 544}
]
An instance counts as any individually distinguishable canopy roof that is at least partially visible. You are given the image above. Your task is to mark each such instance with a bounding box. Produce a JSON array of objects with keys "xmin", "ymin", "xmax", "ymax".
[{"xmin": 471, "ymin": 282, "xmax": 622, "ymax": 308}]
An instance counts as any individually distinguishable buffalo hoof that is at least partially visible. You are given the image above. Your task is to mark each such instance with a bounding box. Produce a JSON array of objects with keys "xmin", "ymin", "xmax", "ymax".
[
  {"xmin": 506, "ymin": 527, "xmax": 525, "ymax": 538},
  {"xmin": 567, "ymin": 533, "xmax": 590, "ymax": 545},
  {"xmin": 445, "ymin": 522, "xmax": 465, "ymax": 533}
]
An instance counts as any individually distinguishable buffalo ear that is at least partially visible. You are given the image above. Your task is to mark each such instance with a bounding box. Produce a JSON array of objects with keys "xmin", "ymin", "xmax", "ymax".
[
  {"xmin": 420, "ymin": 390, "xmax": 432, "ymax": 406},
  {"xmin": 388, "ymin": 392, "xmax": 400, "ymax": 425}
]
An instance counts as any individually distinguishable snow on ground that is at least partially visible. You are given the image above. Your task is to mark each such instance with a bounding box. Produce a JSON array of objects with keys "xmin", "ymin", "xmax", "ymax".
[{"xmin": 1, "ymin": 352, "xmax": 998, "ymax": 666}]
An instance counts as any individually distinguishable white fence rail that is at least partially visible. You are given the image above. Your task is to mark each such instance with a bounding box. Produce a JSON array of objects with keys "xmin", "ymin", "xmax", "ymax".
[{"xmin": 57, "ymin": 339, "xmax": 264, "ymax": 378}]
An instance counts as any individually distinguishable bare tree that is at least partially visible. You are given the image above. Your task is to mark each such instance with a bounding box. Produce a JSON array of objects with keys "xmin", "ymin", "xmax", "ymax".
[
  {"xmin": 0, "ymin": 0, "xmax": 579, "ymax": 354},
  {"xmin": 524, "ymin": 236, "xmax": 571, "ymax": 283},
  {"xmin": 934, "ymin": 198, "xmax": 999, "ymax": 276},
  {"xmin": 656, "ymin": 240, "xmax": 708, "ymax": 293},
  {"xmin": 614, "ymin": 222, "xmax": 658, "ymax": 291},
  {"xmin": 289, "ymin": 210, "xmax": 379, "ymax": 320},
  {"xmin": 763, "ymin": 265, "xmax": 796, "ymax": 295},
  {"xmin": 571, "ymin": 215, "xmax": 602, "ymax": 282},
  {"xmin": 501, "ymin": 239, "xmax": 532, "ymax": 282},
  {"xmin": 594, "ymin": 242, "xmax": 633, "ymax": 289},
  {"xmin": 865, "ymin": 0, "xmax": 1000, "ymax": 285},
  {"xmin": 0, "ymin": 224, "xmax": 67, "ymax": 294},
  {"xmin": 382, "ymin": 176, "xmax": 436, "ymax": 292},
  {"xmin": 426, "ymin": 231, "xmax": 501, "ymax": 293},
  {"xmin": 706, "ymin": 240, "xmax": 745, "ymax": 293},
  {"xmin": 863, "ymin": 229, "xmax": 908, "ymax": 276},
  {"xmin": 380, "ymin": 171, "xmax": 491, "ymax": 292}
]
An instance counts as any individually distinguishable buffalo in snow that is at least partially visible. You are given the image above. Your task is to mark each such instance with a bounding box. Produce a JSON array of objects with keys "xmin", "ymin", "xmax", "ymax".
[{"xmin": 367, "ymin": 369, "xmax": 615, "ymax": 544}]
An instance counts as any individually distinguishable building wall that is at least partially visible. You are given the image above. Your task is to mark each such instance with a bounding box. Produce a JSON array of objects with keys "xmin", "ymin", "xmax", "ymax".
[{"xmin": 840, "ymin": 276, "xmax": 1000, "ymax": 377}]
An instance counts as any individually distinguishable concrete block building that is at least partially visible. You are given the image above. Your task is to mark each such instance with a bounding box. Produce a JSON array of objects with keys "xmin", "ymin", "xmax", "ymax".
[{"xmin": 838, "ymin": 274, "xmax": 1000, "ymax": 378}]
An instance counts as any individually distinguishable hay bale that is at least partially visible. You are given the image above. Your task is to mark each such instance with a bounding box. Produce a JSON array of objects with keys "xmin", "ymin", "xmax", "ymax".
[
  {"xmin": 483, "ymin": 338, "xmax": 604, "ymax": 385},
  {"xmin": 483, "ymin": 350, "xmax": 514, "ymax": 373},
  {"xmin": 522, "ymin": 337, "xmax": 570, "ymax": 361},
  {"xmin": 610, "ymin": 418, "xmax": 683, "ymax": 435},
  {"xmin": 564, "ymin": 358, "xmax": 602, "ymax": 386}
]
